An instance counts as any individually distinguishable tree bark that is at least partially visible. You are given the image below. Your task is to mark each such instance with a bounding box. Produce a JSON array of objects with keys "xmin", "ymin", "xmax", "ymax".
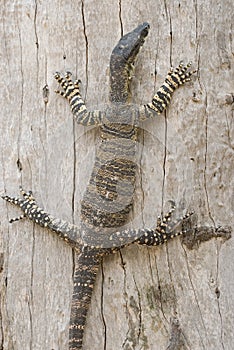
[{"xmin": 0, "ymin": 1, "xmax": 233, "ymax": 349}]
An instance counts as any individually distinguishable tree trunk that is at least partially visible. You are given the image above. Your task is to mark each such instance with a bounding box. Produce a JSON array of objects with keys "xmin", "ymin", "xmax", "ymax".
[{"xmin": 0, "ymin": 1, "xmax": 233, "ymax": 349}]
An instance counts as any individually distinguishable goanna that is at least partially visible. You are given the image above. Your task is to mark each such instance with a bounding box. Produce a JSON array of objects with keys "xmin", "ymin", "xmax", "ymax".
[{"xmin": 2, "ymin": 23, "xmax": 195, "ymax": 349}]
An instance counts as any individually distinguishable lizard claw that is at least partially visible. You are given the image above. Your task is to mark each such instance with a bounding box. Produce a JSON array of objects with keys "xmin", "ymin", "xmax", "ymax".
[
  {"xmin": 2, "ymin": 187, "xmax": 51, "ymax": 227},
  {"xmin": 155, "ymin": 202, "xmax": 194, "ymax": 240},
  {"xmin": 167, "ymin": 62, "xmax": 196, "ymax": 86},
  {"xmin": 54, "ymin": 71, "xmax": 81, "ymax": 101}
]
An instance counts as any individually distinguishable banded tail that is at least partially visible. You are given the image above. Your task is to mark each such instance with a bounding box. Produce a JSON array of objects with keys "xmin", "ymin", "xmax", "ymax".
[{"xmin": 69, "ymin": 248, "xmax": 102, "ymax": 349}]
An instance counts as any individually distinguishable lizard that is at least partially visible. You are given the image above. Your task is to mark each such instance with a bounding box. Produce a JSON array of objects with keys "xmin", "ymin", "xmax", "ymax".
[{"xmin": 2, "ymin": 22, "xmax": 195, "ymax": 349}]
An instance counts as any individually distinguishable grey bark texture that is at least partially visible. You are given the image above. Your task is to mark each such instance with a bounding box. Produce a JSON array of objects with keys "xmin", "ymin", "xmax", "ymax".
[{"xmin": 0, "ymin": 0, "xmax": 233, "ymax": 349}]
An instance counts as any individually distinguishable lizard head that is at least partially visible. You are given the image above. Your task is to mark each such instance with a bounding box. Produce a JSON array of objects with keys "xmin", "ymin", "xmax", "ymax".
[
  {"xmin": 110, "ymin": 22, "xmax": 150, "ymax": 103},
  {"xmin": 111, "ymin": 22, "xmax": 150, "ymax": 64}
]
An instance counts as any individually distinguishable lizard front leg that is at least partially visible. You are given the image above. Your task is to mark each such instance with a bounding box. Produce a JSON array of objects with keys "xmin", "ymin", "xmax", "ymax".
[
  {"xmin": 139, "ymin": 62, "xmax": 196, "ymax": 120},
  {"xmin": 54, "ymin": 71, "xmax": 104, "ymax": 126}
]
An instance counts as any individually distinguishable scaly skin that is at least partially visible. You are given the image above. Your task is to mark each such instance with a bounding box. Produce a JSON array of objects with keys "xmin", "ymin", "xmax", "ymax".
[{"xmin": 2, "ymin": 22, "xmax": 195, "ymax": 349}]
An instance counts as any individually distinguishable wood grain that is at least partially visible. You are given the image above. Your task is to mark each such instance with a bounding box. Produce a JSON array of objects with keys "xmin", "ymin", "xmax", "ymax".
[{"xmin": 0, "ymin": 0, "xmax": 233, "ymax": 349}]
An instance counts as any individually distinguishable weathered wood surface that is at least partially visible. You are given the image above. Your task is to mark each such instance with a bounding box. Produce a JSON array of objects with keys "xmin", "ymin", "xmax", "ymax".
[{"xmin": 0, "ymin": 1, "xmax": 233, "ymax": 349}]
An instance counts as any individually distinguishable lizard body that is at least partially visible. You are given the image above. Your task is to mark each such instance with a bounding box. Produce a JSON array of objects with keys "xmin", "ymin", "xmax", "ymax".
[{"xmin": 2, "ymin": 23, "xmax": 195, "ymax": 349}]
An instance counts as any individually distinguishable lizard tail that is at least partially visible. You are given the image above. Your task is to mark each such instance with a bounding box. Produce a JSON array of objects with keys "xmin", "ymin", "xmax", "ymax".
[{"xmin": 69, "ymin": 248, "xmax": 101, "ymax": 349}]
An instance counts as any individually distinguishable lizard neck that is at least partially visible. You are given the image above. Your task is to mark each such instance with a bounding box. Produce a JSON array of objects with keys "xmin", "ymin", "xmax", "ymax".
[
  {"xmin": 108, "ymin": 22, "xmax": 149, "ymax": 104},
  {"xmin": 109, "ymin": 54, "xmax": 133, "ymax": 104}
]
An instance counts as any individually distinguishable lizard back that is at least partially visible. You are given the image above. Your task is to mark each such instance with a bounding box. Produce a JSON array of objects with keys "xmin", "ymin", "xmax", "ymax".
[{"xmin": 81, "ymin": 104, "xmax": 140, "ymax": 230}]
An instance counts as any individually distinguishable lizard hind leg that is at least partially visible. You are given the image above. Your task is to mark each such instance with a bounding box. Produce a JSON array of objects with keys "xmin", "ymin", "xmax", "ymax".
[{"xmin": 134, "ymin": 203, "xmax": 194, "ymax": 247}]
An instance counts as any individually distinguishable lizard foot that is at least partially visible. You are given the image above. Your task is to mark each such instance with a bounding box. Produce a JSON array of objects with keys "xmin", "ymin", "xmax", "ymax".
[
  {"xmin": 54, "ymin": 71, "xmax": 81, "ymax": 101},
  {"xmin": 155, "ymin": 201, "xmax": 194, "ymax": 241},
  {"xmin": 167, "ymin": 62, "xmax": 196, "ymax": 86},
  {"xmin": 2, "ymin": 187, "xmax": 51, "ymax": 227}
]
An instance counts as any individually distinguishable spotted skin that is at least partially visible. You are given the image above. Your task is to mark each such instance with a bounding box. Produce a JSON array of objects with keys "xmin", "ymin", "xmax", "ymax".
[
  {"xmin": 2, "ymin": 22, "xmax": 195, "ymax": 349},
  {"xmin": 2, "ymin": 187, "xmax": 50, "ymax": 226}
]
